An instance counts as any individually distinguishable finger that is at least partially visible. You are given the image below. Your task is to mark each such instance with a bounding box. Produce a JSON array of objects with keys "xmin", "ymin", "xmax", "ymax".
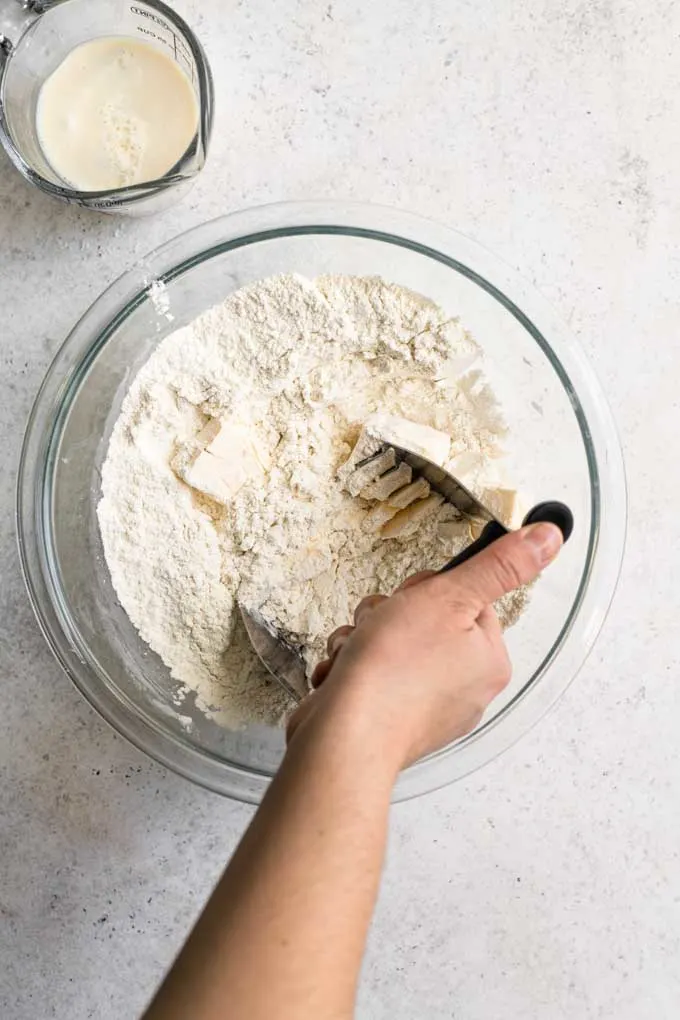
[
  {"xmin": 327, "ymin": 625, "xmax": 353, "ymax": 656},
  {"xmin": 311, "ymin": 656, "xmax": 336, "ymax": 688},
  {"xmin": 397, "ymin": 570, "xmax": 438, "ymax": 591},
  {"xmin": 354, "ymin": 594, "xmax": 387, "ymax": 625},
  {"xmin": 430, "ymin": 522, "xmax": 563, "ymax": 614},
  {"xmin": 476, "ymin": 604, "xmax": 501, "ymax": 635},
  {"xmin": 286, "ymin": 693, "xmax": 316, "ymax": 743}
]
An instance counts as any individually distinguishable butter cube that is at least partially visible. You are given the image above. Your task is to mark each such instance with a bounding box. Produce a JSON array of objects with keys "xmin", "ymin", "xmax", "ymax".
[
  {"xmin": 365, "ymin": 412, "xmax": 451, "ymax": 466},
  {"xmin": 480, "ymin": 487, "xmax": 520, "ymax": 528},
  {"xmin": 173, "ymin": 419, "xmax": 271, "ymax": 505}
]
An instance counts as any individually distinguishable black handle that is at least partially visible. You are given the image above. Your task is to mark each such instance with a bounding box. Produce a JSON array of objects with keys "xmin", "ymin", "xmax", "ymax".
[
  {"xmin": 439, "ymin": 501, "xmax": 573, "ymax": 574},
  {"xmin": 439, "ymin": 519, "xmax": 508, "ymax": 572},
  {"xmin": 522, "ymin": 500, "xmax": 574, "ymax": 542}
]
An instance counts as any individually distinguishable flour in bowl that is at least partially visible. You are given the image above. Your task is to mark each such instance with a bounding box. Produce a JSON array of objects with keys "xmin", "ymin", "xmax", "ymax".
[{"xmin": 98, "ymin": 274, "xmax": 529, "ymax": 728}]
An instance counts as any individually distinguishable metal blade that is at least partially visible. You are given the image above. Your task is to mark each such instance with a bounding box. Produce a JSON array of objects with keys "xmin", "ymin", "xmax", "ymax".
[
  {"xmin": 240, "ymin": 444, "xmax": 500, "ymax": 704},
  {"xmin": 388, "ymin": 444, "xmax": 502, "ymax": 525},
  {"xmin": 239, "ymin": 605, "xmax": 308, "ymax": 704}
]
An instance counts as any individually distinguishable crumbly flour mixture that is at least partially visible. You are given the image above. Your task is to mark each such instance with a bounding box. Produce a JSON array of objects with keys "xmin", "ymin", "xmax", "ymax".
[{"xmin": 98, "ymin": 274, "xmax": 529, "ymax": 728}]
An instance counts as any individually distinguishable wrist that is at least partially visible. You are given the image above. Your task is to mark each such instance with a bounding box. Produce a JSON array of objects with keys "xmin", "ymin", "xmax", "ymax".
[{"xmin": 288, "ymin": 676, "xmax": 409, "ymax": 784}]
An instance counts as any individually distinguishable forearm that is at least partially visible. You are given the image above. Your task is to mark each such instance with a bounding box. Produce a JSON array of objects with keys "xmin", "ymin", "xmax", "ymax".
[{"xmin": 144, "ymin": 694, "xmax": 398, "ymax": 1020}]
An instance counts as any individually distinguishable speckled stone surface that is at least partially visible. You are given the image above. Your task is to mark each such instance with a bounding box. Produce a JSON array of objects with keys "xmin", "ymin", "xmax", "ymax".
[{"xmin": 1, "ymin": 1, "xmax": 679, "ymax": 1017}]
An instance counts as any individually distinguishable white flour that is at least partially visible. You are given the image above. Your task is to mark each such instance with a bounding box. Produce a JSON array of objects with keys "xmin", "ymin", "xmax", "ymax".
[{"xmin": 98, "ymin": 274, "xmax": 528, "ymax": 728}]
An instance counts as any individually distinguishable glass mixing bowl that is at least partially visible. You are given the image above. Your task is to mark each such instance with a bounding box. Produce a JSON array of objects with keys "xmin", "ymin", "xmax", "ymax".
[{"xmin": 17, "ymin": 202, "xmax": 626, "ymax": 802}]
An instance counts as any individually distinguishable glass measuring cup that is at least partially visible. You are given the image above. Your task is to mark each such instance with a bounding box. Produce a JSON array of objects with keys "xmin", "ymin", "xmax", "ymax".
[{"xmin": 0, "ymin": 0, "xmax": 214, "ymax": 214}]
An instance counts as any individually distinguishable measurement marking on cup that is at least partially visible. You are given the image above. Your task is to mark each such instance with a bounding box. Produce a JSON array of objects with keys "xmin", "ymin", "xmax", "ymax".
[
  {"xmin": 130, "ymin": 6, "xmax": 196, "ymax": 83},
  {"xmin": 130, "ymin": 5, "xmax": 173, "ymax": 31}
]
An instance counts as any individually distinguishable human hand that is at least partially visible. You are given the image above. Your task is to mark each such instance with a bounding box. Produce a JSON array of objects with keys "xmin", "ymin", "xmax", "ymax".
[{"xmin": 287, "ymin": 522, "xmax": 563, "ymax": 770}]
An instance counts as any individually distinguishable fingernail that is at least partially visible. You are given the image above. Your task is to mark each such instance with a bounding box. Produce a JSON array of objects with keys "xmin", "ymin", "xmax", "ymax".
[{"xmin": 523, "ymin": 522, "xmax": 563, "ymax": 565}]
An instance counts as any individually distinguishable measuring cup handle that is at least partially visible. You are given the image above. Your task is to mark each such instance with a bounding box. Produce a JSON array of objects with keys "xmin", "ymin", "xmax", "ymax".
[
  {"xmin": 0, "ymin": 1, "xmax": 60, "ymax": 67},
  {"xmin": 16, "ymin": 1, "xmax": 63, "ymax": 12}
]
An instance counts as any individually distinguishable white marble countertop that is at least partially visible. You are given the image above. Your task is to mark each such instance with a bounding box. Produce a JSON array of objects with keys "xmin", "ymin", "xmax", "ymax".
[{"xmin": 2, "ymin": 1, "xmax": 679, "ymax": 1016}]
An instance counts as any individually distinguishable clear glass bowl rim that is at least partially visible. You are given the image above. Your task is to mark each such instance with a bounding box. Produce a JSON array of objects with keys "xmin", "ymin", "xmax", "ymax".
[{"xmin": 16, "ymin": 200, "xmax": 627, "ymax": 802}]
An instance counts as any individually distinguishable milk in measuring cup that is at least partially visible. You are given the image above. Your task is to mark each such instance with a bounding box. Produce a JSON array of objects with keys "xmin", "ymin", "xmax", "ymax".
[{"xmin": 36, "ymin": 37, "xmax": 199, "ymax": 191}]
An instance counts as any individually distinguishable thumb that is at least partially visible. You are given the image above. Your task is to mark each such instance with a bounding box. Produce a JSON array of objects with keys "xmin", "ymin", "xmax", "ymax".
[{"xmin": 434, "ymin": 522, "xmax": 563, "ymax": 613}]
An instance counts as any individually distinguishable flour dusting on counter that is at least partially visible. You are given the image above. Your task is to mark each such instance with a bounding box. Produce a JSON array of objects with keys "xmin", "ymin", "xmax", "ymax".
[{"xmin": 98, "ymin": 274, "xmax": 528, "ymax": 728}]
